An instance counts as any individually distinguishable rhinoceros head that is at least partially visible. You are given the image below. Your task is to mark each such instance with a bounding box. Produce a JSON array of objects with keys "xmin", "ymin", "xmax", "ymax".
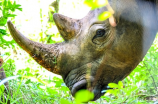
[{"xmin": 7, "ymin": 0, "xmax": 158, "ymax": 101}]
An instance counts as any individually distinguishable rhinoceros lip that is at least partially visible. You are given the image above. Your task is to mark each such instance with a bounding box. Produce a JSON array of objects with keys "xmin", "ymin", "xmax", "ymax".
[
  {"xmin": 71, "ymin": 79, "xmax": 110, "ymax": 101},
  {"xmin": 71, "ymin": 79, "xmax": 87, "ymax": 96}
]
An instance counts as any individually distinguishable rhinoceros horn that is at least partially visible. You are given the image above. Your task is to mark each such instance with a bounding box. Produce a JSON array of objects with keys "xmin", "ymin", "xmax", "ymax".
[
  {"xmin": 7, "ymin": 21, "xmax": 62, "ymax": 74},
  {"xmin": 53, "ymin": 13, "xmax": 81, "ymax": 41}
]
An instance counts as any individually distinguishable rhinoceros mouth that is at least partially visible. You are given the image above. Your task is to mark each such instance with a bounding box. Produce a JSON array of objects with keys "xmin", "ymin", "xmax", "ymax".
[
  {"xmin": 70, "ymin": 78, "xmax": 110, "ymax": 101},
  {"xmin": 71, "ymin": 79, "xmax": 87, "ymax": 96}
]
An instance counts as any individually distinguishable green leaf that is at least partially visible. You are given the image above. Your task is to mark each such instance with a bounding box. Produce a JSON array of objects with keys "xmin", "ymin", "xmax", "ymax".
[
  {"xmin": 46, "ymin": 87, "xmax": 58, "ymax": 95},
  {"xmin": 25, "ymin": 79, "xmax": 31, "ymax": 84},
  {"xmin": 98, "ymin": 11, "xmax": 112, "ymax": 21},
  {"xmin": 101, "ymin": 96, "xmax": 111, "ymax": 102},
  {"xmin": 106, "ymin": 89, "xmax": 118, "ymax": 96},
  {"xmin": 0, "ymin": 17, "xmax": 7, "ymax": 26},
  {"xmin": 15, "ymin": 4, "xmax": 21, "ymax": 8},
  {"xmin": 2, "ymin": 9, "xmax": 6, "ymax": 16},
  {"xmin": 108, "ymin": 83, "xmax": 119, "ymax": 88},
  {"xmin": 84, "ymin": 0, "xmax": 95, "ymax": 8},
  {"xmin": 17, "ymin": 8, "xmax": 22, "ymax": 11},
  {"xmin": 84, "ymin": 0, "xmax": 108, "ymax": 10},
  {"xmin": 13, "ymin": 1, "xmax": 16, "ymax": 6},
  {"xmin": 0, "ymin": 84, "xmax": 5, "ymax": 95},
  {"xmin": 75, "ymin": 89, "xmax": 94, "ymax": 103},
  {"xmin": 10, "ymin": 8, "xmax": 15, "ymax": 12},
  {"xmin": 8, "ymin": 1, "xmax": 12, "ymax": 7},
  {"xmin": 6, "ymin": 14, "xmax": 17, "ymax": 17},
  {"xmin": 55, "ymin": 80, "xmax": 62, "ymax": 87},
  {"xmin": 118, "ymin": 81, "xmax": 123, "ymax": 89},
  {"xmin": 60, "ymin": 98, "xmax": 72, "ymax": 104},
  {"xmin": 3, "ymin": 0, "xmax": 7, "ymax": 6},
  {"xmin": 0, "ymin": 29, "xmax": 7, "ymax": 35}
]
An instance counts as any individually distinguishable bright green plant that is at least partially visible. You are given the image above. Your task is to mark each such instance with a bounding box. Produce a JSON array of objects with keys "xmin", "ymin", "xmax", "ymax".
[
  {"xmin": 84, "ymin": 0, "xmax": 108, "ymax": 9},
  {"xmin": 0, "ymin": 0, "xmax": 22, "ymax": 48},
  {"xmin": 0, "ymin": 0, "xmax": 22, "ymax": 26},
  {"xmin": 84, "ymin": 0, "xmax": 112, "ymax": 21},
  {"xmin": 0, "ymin": 0, "xmax": 22, "ymax": 103}
]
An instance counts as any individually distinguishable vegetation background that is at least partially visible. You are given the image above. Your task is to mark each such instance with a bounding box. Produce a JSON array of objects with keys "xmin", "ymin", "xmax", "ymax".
[{"xmin": 0, "ymin": 0, "xmax": 158, "ymax": 103}]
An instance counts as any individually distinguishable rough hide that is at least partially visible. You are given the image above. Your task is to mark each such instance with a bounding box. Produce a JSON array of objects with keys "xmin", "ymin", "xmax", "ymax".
[{"xmin": 7, "ymin": 0, "xmax": 158, "ymax": 101}]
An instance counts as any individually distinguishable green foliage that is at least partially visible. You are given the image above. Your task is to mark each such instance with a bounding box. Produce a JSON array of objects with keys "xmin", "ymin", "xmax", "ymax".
[
  {"xmin": 60, "ymin": 98, "xmax": 73, "ymax": 104},
  {"xmin": 0, "ymin": 84, "xmax": 5, "ymax": 95},
  {"xmin": 98, "ymin": 11, "xmax": 112, "ymax": 21},
  {"xmin": 48, "ymin": 0, "xmax": 60, "ymax": 22},
  {"xmin": 0, "ymin": 0, "xmax": 22, "ymax": 48},
  {"xmin": 0, "ymin": 0, "xmax": 22, "ymax": 26},
  {"xmin": 84, "ymin": 0, "xmax": 108, "ymax": 10},
  {"xmin": 75, "ymin": 90, "xmax": 94, "ymax": 103},
  {"xmin": 84, "ymin": 0, "xmax": 112, "ymax": 21}
]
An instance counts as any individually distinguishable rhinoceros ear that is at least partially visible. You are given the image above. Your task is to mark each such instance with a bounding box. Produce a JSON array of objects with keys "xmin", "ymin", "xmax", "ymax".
[{"xmin": 53, "ymin": 13, "xmax": 81, "ymax": 41}]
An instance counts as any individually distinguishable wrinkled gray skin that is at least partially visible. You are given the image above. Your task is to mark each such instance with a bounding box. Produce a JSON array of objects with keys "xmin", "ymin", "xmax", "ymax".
[{"xmin": 7, "ymin": 0, "xmax": 158, "ymax": 101}]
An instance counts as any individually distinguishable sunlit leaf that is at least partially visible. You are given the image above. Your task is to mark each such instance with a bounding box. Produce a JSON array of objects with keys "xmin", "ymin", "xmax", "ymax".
[
  {"xmin": 60, "ymin": 98, "xmax": 72, "ymax": 104},
  {"xmin": 7, "ymin": 14, "xmax": 17, "ymax": 17},
  {"xmin": 17, "ymin": 8, "xmax": 22, "ymax": 11},
  {"xmin": 84, "ymin": 0, "xmax": 108, "ymax": 9},
  {"xmin": 0, "ymin": 17, "xmax": 7, "ymax": 26},
  {"xmin": 13, "ymin": 1, "xmax": 16, "ymax": 6},
  {"xmin": 98, "ymin": 11, "xmax": 112, "ymax": 21},
  {"xmin": 84, "ymin": 0, "xmax": 95, "ymax": 7},
  {"xmin": 96, "ymin": 0, "xmax": 108, "ymax": 7},
  {"xmin": 3, "ymin": 0, "xmax": 7, "ymax": 6},
  {"xmin": 8, "ymin": 1, "xmax": 12, "ymax": 7},
  {"xmin": 0, "ymin": 29, "xmax": 7, "ymax": 35},
  {"xmin": 15, "ymin": 4, "xmax": 21, "ymax": 8},
  {"xmin": 108, "ymin": 83, "xmax": 118, "ymax": 88},
  {"xmin": 106, "ymin": 89, "xmax": 118, "ymax": 96},
  {"xmin": 101, "ymin": 96, "xmax": 111, "ymax": 102},
  {"xmin": 47, "ymin": 88, "xmax": 58, "ymax": 95},
  {"xmin": 118, "ymin": 81, "xmax": 123, "ymax": 89},
  {"xmin": 75, "ymin": 89, "xmax": 94, "ymax": 103},
  {"xmin": 55, "ymin": 80, "xmax": 62, "ymax": 87},
  {"xmin": 25, "ymin": 79, "xmax": 31, "ymax": 84},
  {"xmin": 0, "ymin": 84, "xmax": 5, "ymax": 95}
]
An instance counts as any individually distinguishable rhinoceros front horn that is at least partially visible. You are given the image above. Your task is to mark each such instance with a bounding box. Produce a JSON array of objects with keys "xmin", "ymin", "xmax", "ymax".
[
  {"xmin": 7, "ymin": 21, "xmax": 62, "ymax": 74},
  {"xmin": 53, "ymin": 13, "xmax": 81, "ymax": 41}
]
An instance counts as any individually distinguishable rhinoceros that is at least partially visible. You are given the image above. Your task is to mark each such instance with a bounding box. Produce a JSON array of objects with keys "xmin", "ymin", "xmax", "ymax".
[{"xmin": 7, "ymin": 0, "xmax": 158, "ymax": 101}]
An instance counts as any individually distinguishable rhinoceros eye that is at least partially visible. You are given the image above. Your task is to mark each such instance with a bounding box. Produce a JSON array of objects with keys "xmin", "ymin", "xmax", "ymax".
[
  {"xmin": 92, "ymin": 29, "xmax": 107, "ymax": 44},
  {"xmin": 96, "ymin": 29, "xmax": 105, "ymax": 37}
]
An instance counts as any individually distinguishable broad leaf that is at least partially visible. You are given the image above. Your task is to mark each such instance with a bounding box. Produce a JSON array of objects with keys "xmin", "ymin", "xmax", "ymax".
[
  {"xmin": 84, "ymin": 0, "xmax": 108, "ymax": 10},
  {"xmin": 75, "ymin": 89, "xmax": 94, "ymax": 103},
  {"xmin": 108, "ymin": 83, "xmax": 119, "ymax": 88},
  {"xmin": 98, "ymin": 11, "xmax": 112, "ymax": 21}
]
